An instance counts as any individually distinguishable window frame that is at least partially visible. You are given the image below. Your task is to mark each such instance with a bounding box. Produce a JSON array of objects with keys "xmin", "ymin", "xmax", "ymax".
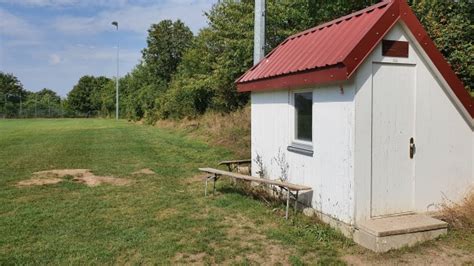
[{"xmin": 288, "ymin": 89, "xmax": 314, "ymax": 156}]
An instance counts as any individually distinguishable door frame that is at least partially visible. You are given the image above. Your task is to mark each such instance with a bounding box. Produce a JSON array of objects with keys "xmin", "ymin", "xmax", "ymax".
[{"xmin": 369, "ymin": 62, "xmax": 417, "ymax": 218}]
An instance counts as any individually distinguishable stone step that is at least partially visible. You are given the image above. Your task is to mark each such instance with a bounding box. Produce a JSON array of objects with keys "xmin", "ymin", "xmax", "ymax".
[{"xmin": 353, "ymin": 214, "xmax": 448, "ymax": 252}]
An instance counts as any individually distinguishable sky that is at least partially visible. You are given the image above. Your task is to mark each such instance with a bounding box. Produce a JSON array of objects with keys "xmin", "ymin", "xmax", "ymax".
[{"xmin": 0, "ymin": 0, "xmax": 216, "ymax": 97}]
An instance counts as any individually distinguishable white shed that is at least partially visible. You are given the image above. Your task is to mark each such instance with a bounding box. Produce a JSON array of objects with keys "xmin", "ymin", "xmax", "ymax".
[{"xmin": 236, "ymin": 0, "xmax": 473, "ymax": 251}]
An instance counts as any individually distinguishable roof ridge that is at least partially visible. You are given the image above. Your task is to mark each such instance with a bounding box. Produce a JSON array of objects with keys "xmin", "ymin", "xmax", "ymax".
[{"xmin": 287, "ymin": 0, "xmax": 393, "ymax": 41}]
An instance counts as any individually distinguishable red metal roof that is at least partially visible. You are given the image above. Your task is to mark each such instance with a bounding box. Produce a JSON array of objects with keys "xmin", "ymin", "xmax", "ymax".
[
  {"xmin": 239, "ymin": 1, "xmax": 390, "ymax": 83},
  {"xmin": 236, "ymin": 0, "xmax": 473, "ymax": 118}
]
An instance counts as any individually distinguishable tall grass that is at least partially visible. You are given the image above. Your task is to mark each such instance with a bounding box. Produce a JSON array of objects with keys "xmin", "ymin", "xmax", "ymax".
[
  {"xmin": 155, "ymin": 107, "xmax": 251, "ymax": 158},
  {"xmin": 440, "ymin": 190, "xmax": 474, "ymax": 231}
]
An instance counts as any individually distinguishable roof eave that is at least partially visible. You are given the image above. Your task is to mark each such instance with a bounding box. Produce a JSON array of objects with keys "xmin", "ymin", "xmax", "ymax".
[{"xmin": 237, "ymin": 64, "xmax": 348, "ymax": 92}]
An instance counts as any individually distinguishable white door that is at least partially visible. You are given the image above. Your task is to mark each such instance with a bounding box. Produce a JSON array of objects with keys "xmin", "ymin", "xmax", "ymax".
[{"xmin": 371, "ymin": 63, "xmax": 415, "ymax": 217}]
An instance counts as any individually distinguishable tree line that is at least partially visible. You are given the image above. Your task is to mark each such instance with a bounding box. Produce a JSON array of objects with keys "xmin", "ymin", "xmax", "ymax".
[
  {"xmin": 0, "ymin": 72, "xmax": 63, "ymax": 118},
  {"xmin": 2, "ymin": 0, "xmax": 472, "ymax": 120}
]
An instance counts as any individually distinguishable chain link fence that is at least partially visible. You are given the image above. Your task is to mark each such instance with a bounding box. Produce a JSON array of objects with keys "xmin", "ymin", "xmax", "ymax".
[{"xmin": 0, "ymin": 102, "xmax": 103, "ymax": 119}]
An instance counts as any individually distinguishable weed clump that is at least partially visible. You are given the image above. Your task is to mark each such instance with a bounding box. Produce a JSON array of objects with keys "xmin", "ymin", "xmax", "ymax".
[{"xmin": 439, "ymin": 190, "xmax": 474, "ymax": 230}]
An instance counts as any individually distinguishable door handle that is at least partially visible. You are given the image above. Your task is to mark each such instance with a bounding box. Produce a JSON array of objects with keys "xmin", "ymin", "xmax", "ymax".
[{"xmin": 409, "ymin": 137, "xmax": 416, "ymax": 159}]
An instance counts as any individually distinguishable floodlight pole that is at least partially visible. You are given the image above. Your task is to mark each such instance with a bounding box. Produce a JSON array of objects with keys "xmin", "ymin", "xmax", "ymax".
[
  {"xmin": 3, "ymin": 94, "xmax": 6, "ymax": 119},
  {"xmin": 35, "ymin": 94, "xmax": 37, "ymax": 118},
  {"xmin": 253, "ymin": 0, "xmax": 266, "ymax": 65},
  {"xmin": 112, "ymin": 21, "xmax": 119, "ymax": 120},
  {"xmin": 19, "ymin": 94, "xmax": 22, "ymax": 118}
]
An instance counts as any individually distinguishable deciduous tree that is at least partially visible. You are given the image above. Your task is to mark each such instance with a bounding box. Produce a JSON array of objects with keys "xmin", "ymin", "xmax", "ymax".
[{"xmin": 142, "ymin": 20, "xmax": 194, "ymax": 83}]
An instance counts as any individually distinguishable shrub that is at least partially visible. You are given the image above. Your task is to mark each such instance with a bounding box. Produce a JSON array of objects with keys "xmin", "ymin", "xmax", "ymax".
[{"xmin": 439, "ymin": 190, "xmax": 474, "ymax": 230}]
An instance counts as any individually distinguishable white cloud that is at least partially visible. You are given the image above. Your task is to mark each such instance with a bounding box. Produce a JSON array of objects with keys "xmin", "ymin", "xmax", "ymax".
[
  {"xmin": 0, "ymin": 0, "xmax": 128, "ymax": 8},
  {"xmin": 53, "ymin": 0, "xmax": 214, "ymax": 35},
  {"xmin": 0, "ymin": 8, "xmax": 40, "ymax": 39},
  {"xmin": 48, "ymin": 53, "xmax": 61, "ymax": 64},
  {"xmin": 59, "ymin": 44, "xmax": 140, "ymax": 62}
]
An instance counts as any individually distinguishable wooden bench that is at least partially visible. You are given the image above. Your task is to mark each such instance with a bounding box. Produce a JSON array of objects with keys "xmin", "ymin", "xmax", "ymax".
[{"xmin": 199, "ymin": 167, "xmax": 312, "ymax": 219}]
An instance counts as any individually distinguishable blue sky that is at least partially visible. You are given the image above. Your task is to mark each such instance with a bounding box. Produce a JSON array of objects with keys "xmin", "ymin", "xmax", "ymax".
[{"xmin": 0, "ymin": 0, "xmax": 216, "ymax": 97}]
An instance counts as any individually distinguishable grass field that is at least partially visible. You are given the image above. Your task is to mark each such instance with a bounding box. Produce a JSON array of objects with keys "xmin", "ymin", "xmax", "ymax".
[{"xmin": 0, "ymin": 119, "xmax": 472, "ymax": 264}]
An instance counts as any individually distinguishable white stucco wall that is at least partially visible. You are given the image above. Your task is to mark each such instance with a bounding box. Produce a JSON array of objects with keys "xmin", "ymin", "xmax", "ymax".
[
  {"xmin": 251, "ymin": 83, "xmax": 356, "ymax": 224},
  {"xmin": 353, "ymin": 23, "xmax": 473, "ymax": 222}
]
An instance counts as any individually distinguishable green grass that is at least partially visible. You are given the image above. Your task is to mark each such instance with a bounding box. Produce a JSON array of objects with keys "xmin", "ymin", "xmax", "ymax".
[{"xmin": 0, "ymin": 119, "xmax": 349, "ymax": 264}]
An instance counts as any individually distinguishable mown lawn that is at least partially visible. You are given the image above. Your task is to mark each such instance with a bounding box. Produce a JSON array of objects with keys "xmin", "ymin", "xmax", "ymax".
[
  {"xmin": 1, "ymin": 119, "xmax": 472, "ymax": 265},
  {"xmin": 0, "ymin": 119, "xmax": 351, "ymax": 264}
]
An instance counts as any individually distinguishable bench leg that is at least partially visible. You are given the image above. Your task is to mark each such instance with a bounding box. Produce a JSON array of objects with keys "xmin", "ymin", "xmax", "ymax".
[
  {"xmin": 285, "ymin": 190, "xmax": 290, "ymax": 220},
  {"xmin": 294, "ymin": 191, "xmax": 299, "ymax": 215},
  {"xmin": 205, "ymin": 176, "xmax": 211, "ymax": 196},
  {"xmin": 213, "ymin": 174, "xmax": 217, "ymax": 195}
]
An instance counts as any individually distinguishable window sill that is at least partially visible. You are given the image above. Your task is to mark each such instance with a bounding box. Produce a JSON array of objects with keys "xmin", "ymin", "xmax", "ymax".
[{"xmin": 287, "ymin": 143, "xmax": 313, "ymax": 156}]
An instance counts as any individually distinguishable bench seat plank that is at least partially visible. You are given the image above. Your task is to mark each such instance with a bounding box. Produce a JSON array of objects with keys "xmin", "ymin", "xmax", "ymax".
[
  {"xmin": 218, "ymin": 159, "xmax": 251, "ymax": 165},
  {"xmin": 199, "ymin": 167, "xmax": 311, "ymax": 191}
]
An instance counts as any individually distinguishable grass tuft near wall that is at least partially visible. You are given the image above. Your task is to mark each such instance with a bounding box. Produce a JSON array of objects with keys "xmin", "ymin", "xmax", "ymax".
[
  {"xmin": 155, "ymin": 107, "xmax": 251, "ymax": 159},
  {"xmin": 440, "ymin": 190, "xmax": 474, "ymax": 231}
]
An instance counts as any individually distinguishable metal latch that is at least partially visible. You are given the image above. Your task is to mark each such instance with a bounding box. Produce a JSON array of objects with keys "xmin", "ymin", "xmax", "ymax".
[{"xmin": 409, "ymin": 137, "xmax": 416, "ymax": 159}]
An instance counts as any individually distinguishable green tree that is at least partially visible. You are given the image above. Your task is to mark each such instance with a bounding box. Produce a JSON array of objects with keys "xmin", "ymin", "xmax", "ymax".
[
  {"xmin": 67, "ymin": 76, "xmax": 112, "ymax": 117},
  {"xmin": 307, "ymin": 0, "xmax": 381, "ymax": 27},
  {"xmin": 410, "ymin": 0, "xmax": 473, "ymax": 91},
  {"xmin": 142, "ymin": 20, "xmax": 194, "ymax": 83},
  {"xmin": 97, "ymin": 80, "xmax": 116, "ymax": 117},
  {"xmin": 24, "ymin": 89, "xmax": 62, "ymax": 117},
  {"xmin": 0, "ymin": 72, "xmax": 26, "ymax": 117},
  {"xmin": 120, "ymin": 63, "xmax": 166, "ymax": 121}
]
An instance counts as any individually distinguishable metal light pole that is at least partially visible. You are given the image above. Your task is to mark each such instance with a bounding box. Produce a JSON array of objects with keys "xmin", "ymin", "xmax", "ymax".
[
  {"xmin": 253, "ymin": 0, "xmax": 266, "ymax": 65},
  {"xmin": 112, "ymin": 21, "xmax": 119, "ymax": 120},
  {"xmin": 3, "ymin": 94, "xmax": 7, "ymax": 119},
  {"xmin": 48, "ymin": 95, "xmax": 51, "ymax": 117},
  {"xmin": 35, "ymin": 94, "xmax": 37, "ymax": 118},
  {"xmin": 19, "ymin": 94, "xmax": 22, "ymax": 118}
]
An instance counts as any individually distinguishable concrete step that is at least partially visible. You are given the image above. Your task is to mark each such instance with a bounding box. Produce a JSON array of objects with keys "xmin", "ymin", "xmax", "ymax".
[{"xmin": 353, "ymin": 214, "xmax": 448, "ymax": 252}]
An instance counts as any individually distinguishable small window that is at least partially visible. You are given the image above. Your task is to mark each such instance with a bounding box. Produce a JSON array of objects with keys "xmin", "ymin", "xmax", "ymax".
[{"xmin": 294, "ymin": 92, "xmax": 313, "ymax": 142}]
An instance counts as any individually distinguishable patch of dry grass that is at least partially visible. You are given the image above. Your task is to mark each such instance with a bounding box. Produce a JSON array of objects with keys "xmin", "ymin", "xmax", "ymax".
[
  {"xmin": 17, "ymin": 169, "xmax": 132, "ymax": 187},
  {"xmin": 155, "ymin": 107, "xmax": 250, "ymax": 158},
  {"xmin": 439, "ymin": 190, "xmax": 474, "ymax": 230}
]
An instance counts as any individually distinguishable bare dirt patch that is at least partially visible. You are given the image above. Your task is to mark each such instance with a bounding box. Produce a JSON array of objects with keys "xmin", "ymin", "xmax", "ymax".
[
  {"xmin": 17, "ymin": 169, "xmax": 132, "ymax": 187},
  {"xmin": 343, "ymin": 244, "xmax": 474, "ymax": 265},
  {"xmin": 73, "ymin": 174, "xmax": 131, "ymax": 187},
  {"xmin": 132, "ymin": 168, "xmax": 156, "ymax": 175},
  {"xmin": 17, "ymin": 178, "xmax": 63, "ymax": 187},
  {"xmin": 173, "ymin": 252, "xmax": 207, "ymax": 264}
]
